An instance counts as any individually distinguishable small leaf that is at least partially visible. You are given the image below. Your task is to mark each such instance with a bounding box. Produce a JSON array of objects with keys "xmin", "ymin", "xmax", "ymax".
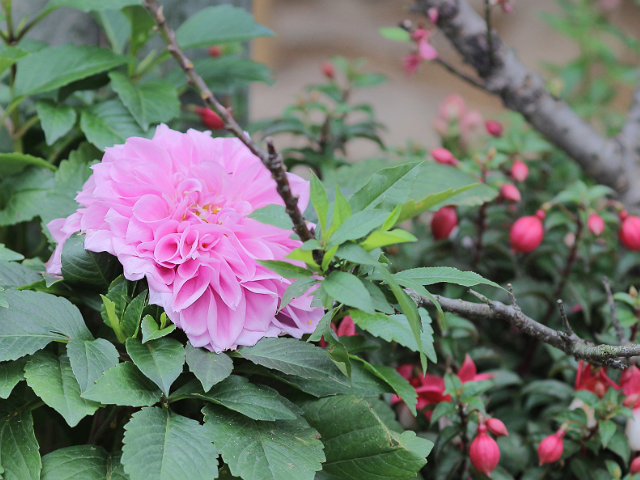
[
  {"xmin": 321, "ymin": 271, "xmax": 375, "ymax": 314},
  {"xmin": 360, "ymin": 229, "xmax": 417, "ymax": 251},
  {"xmin": 81, "ymin": 362, "xmax": 162, "ymax": 406},
  {"xmin": 395, "ymin": 267, "xmax": 504, "ymax": 290},
  {"xmin": 335, "ymin": 243, "xmax": 381, "ymax": 266},
  {"xmin": 379, "ymin": 27, "xmax": 411, "ymax": 42},
  {"xmin": 353, "ymin": 357, "xmax": 418, "ymax": 415},
  {"xmin": 141, "ymin": 315, "xmax": 176, "ymax": 343},
  {"xmin": 278, "ymin": 278, "xmax": 317, "ymax": 312},
  {"xmin": 185, "ymin": 344, "xmax": 233, "ymax": 391},
  {"xmin": 66, "ymin": 338, "xmax": 119, "ymax": 393},
  {"xmin": 35, "ymin": 100, "xmax": 77, "ymax": 145},
  {"xmin": 310, "ymin": 172, "xmax": 329, "ymax": 231},
  {"xmin": 126, "ymin": 337, "xmax": 185, "ymax": 396},
  {"xmin": 248, "ymin": 204, "xmax": 291, "ymax": 229}
]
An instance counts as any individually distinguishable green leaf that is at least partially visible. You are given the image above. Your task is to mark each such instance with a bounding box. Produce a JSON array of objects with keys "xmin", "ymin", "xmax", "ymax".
[
  {"xmin": 0, "ymin": 167, "xmax": 54, "ymax": 226},
  {"xmin": 0, "ymin": 260, "xmax": 42, "ymax": 289},
  {"xmin": 140, "ymin": 315, "xmax": 176, "ymax": 343},
  {"xmin": 123, "ymin": 6, "xmax": 155, "ymax": 56},
  {"xmin": 24, "ymin": 351, "xmax": 99, "ymax": 427},
  {"xmin": 61, "ymin": 233, "xmax": 122, "ymax": 291},
  {"xmin": 185, "ymin": 344, "xmax": 233, "ymax": 391},
  {"xmin": 80, "ymin": 99, "xmax": 147, "ymax": 151},
  {"xmin": 360, "ymin": 229, "xmax": 417, "ymax": 251},
  {"xmin": 257, "ymin": 260, "xmax": 312, "ymax": 279},
  {"xmin": 379, "ymin": 27, "xmax": 411, "ymax": 42},
  {"xmin": 126, "ymin": 338, "xmax": 185, "ymax": 396},
  {"xmin": 395, "ymin": 267, "xmax": 504, "ymax": 290},
  {"xmin": 0, "ymin": 409, "xmax": 41, "ymax": 480},
  {"xmin": 121, "ymin": 291, "xmax": 147, "ymax": 338},
  {"xmin": 0, "ymin": 290, "xmax": 92, "ymax": 361},
  {"xmin": 321, "ymin": 271, "xmax": 374, "ymax": 314},
  {"xmin": 81, "ymin": 362, "xmax": 162, "ymax": 406},
  {"xmin": 171, "ymin": 56, "xmax": 272, "ymax": 93},
  {"xmin": 109, "ymin": 72, "xmax": 179, "ymax": 130},
  {"xmin": 430, "ymin": 401, "xmax": 457, "ymax": 425},
  {"xmin": 395, "ymin": 184, "xmax": 478, "ymax": 225},
  {"xmin": 176, "ymin": 4, "xmax": 274, "ymax": 49},
  {"xmin": 300, "ymin": 395, "xmax": 432, "ymax": 479},
  {"xmin": 0, "ymin": 245, "xmax": 23, "ymax": 262},
  {"xmin": 203, "ymin": 403, "xmax": 324, "ymax": 480},
  {"xmin": 599, "ymin": 420, "xmax": 617, "ymax": 450},
  {"xmin": 248, "ymin": 204, "xmax": 291, "ymax": 229},
  {"xmin": 310, "ymin": 172, "xmax": 329, "ymax": 231},
  {"xmin": 279, "ymin": 278, "xmax": 317, "ymax": 312},
  {"xmin": 349, "ymin": 162, "xmax": 421, "ymax": 213},
  {"xmin": 331, "ymin": 186, "xmax": 352, "ymax": 232},
  {"xmin": 47, "ymin": 0, "xmax": 142, "ymax": 11},
  {"xmin": 335, "ymin": 243, "xmax": 381, "ymax": 266},
  {"xmin": 607, "ymin": 430, "xmax": 630, "ymax": 463},
  {"xmin": 171, "ymin": 377, "xmax": 296, "ymax": 421},
  {"xmin": 350, "ymin": 308, "xmax": 437, "ymax": 362},
  {"xmin": 122, "ymin": 407, "xmax": 218, "ymax": 480},
  {"xmin": 0, "ymin": 359, "xmax": 25, "ymax": 399},
  {"xmin": 35, "ymin": 100, "xmax": 77, "ymax": 145},
  {"xmin": 0, "ymin": 152, "xmax": 56, "ymax": 178},
  {"xmin": 0, "ymin": 46, "xmax": 29, "ymax": 77},
  {"xmin": 14, "ymin": 45, "xmax": 129, "ymax": 97},
  {"xmin": 328, "ymin": 210, "xmax": 389, "ymax": 246},
  {"xmin": 41, "ymin": 445, "xmax": 127, "ymax": 480},
  {"xmin": 353, "ymin": 357, "xmax": 418, "ymax": 415},
  {"xmin": 66, "ymin": 338, "xmax": 119, "ymax": 393}
]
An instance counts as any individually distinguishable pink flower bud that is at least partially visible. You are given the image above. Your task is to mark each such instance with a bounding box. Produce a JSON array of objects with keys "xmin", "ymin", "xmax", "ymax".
[
  {"xmin": 510, "ymin": 160, "xmax": 529, "ymax": 182},
  {"xmin": 587, "ymin": 213, "xmax": 605, "ymax": 236},
  {"xmin": 404, "ymin": 53, "xmax": 421, "ymax": 76},
  {"xmin": 470, "ymin": 425, "xmax": 500, "ymax": 476},
  {"xmin": 430, "ymin": 147, "xmax": 459, "ymax": 166},
  {"xmin": 427, "ymin": 7, "xmax": 439, "ymax": 23},
  {"xmin": 438, "ymin": 94, "xmax": 466, "ymax": 122},
  {"xmin": 431, "ymin": 206, "xmax": 457, "ymax": 241},
  {"xmin": 486, "ymin": 418, "xmax": 509, "ymax": 437},
  {"xmin": 336, "ymin": 315, "xmax": 357, "ymax": 337},
  {"xmin": 537, "ymin": 429, "xmax": 565, "ymax": 465},
  {"xmin": 485, "ymin": 119, "xmax": 503, "ymax": 137},
  {"xmin": 501, "ymin": 184, "xmax": 521, "ymax": 202},
  {"xmin": 321, "ymin": 61, "xmax": 335, "ymax": 79},
  {"xmin": 624, "ymin": 394, "xmax": 640, "ymax": 409},
  {"xmin": 195, "ymin": 107, "xmax": 225, "ymax": 130},
  {"xmin": 510, "ymin": 211, "xmax": 545, "ymax": 253},
  {"xmin": 619, "ymin": 212, "xmax": 640, "ymax": 251},
  {"xmin": 632, "ymin": 455, "xmax": 640, "ymax": 475},
  {"xmin": 208, "ymin": 45, "xmax": 221, "ymax": 57}
]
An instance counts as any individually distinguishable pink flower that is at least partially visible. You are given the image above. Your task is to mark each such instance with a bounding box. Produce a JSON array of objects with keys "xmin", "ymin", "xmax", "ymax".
[
  {"xmin": 427, "ymin": 7, "xmax": 439, "ymax": 23},
  {"xmin": 537, "ymin": 430, "xmax": 565, "ymax": 465},
  {"xmin": 510, "ymin": 210, "xmax": 545, "ymax": 253},
  {"xmin": 430, "ymin": 147, "xmax": 459, "ymax": 166},
  {"xmin": 470, "ymin": 424, "xmax": 500, "ymax": 476},
  {"xmin": 457, "ymin": 354, "xmax": 496, "ymax": 383},
  {"xmin": 575, "ymin": 360, "xmax": 618, "ymax": 398},
  {"xmin": 619, "ymin": 211, "xmax": 640, "ymax": 251},
  {"xmin": 195, "ymin": 107, "xmax": 225, "ymax": 130},
  {"xmin": 486, "ymin": 418, "xmax": 509, "ymax": 437},
  {"xmin": 510, "ymin": 160, "xmax": 529, "ymax": 182},
  {"xmin": 321, "ymin": 61, "xmax": 334, "ymax": 79},
  {"xmin": 485, "ymin": 119, "xmax": 503, "ymax": 137},
  {"xmin": 431, "ymin": 206, "xmax": 457, "ymax": 241},
  {"xmin": 438, "ymin": 94, "xmax": 466, "ymax": 122},
  {"xmin": 500, "ymin": 184, "xmax": 521, "ymax": 202},
  {"xmin": 46, "ymin": 126, "xmax": 323, "ymax": 352},
  {"xmin": 404, "ymin": 53, "xmax": 421, "ymax": 75},
  {"xmin": 587, "ymin": 213, "xmax": 605, "ymax": 236}
]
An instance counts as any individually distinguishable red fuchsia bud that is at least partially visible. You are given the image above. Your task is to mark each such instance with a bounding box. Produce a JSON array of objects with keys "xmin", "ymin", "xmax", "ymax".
[
  {"xmin": 430, "ymin": 147, "xmax": 459, "ymax": 166},
  {"xmin": 623, "ymin": 394, "xmax": 640, "ymax": 408},
  {"xmin": 500, "ymin": 184, "xmax": 521, "ymax": 202},
  {"xmin": 632, "ymin": 455, "xmax": 640, "ymax": 475},
  {"xmin": 510, "ymin": 160, "xmax": 529, "ymax": 183},
  {"xmin": 336, "ymin": 315, "xmax": 357, "ymax": 336},
  {"xmin": 321, "ymin": 61, "xmax": 335, "ymax": 79},
  {"xmin": 619, "ymin": 211, "xmax": 640, "ymax": 251},
  {"xmin": 427, "ymin": 7, "xmax": 439, "ymax": 23},
  {"xmin": 537, "ymin": 430, "xmax": 565, "ymax": 466},
  {"xmin": 486, "ymin": 418, "xmax": 509, "ymax": 437},
  {"xmin": 470, "ymin": 425, "xmax": 500, "ymax": 476},
  {"xmin": 510, "ymin": 211, "xmax": 545, "ymax": 253},
  {"xmin": 485, "ymin": 119, "xmax": 503, "ymax": 137},
  {"xmin": 587, "ymin": 213, "xmax": 605, "ymax": 236},
  {"xmin": 195, "ymin": 107, "xmax": 225, "ymax": 130},
  {"xmin": 208, "ymin": 45, "xmax": 221, "ymax": 57},
  {"xmin": 431, "ymin": 206, "xmax": 457, "ymax": 241}
]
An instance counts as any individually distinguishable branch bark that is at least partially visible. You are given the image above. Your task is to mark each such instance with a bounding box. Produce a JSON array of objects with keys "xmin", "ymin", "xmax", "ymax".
[{"xmin": 415, "ymin": 0, "xmax": 639, "ymax": 202}]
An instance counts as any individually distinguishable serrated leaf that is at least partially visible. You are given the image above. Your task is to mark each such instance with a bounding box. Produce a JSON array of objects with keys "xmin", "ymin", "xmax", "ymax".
[
  {"xmin": 0, "ymin": 167, "xmax": 54, "ymax": 226},
  {"xmin": 41, "ymin": 445, "xmax": 127, "ymax": 480},
  {"xmin": 0, "ymin": 359, "xmax": 25, "ymax": 399},
  {"xmin": 80, "ymin": 99, "xmax": 146, "ymax": 150},
  {"xmin": 328, "ymin": 210, "xmax": 389, "ymax": 246},
  {"xmin": 353, "ymin": 357, "xmax": 418, "ymax": 415},
  {"xmin": 278, "ymin": 278, "xmax": 317, "ymax": 313},
  {"xmin": 140, "ymin": 315, "xmax": 176, "ymax": 343},
  {"xmin": 126, "ymin": 338, "xmax": 185, "ymax": 396},
  {"xmin": 0, "ymin": 409, "xmax": 41, "ymax": 480},
  {"xmin": 349, "ymin": 162, "xmax": 421, "ymax": 213},
  {"xmin": 0, "ymin": 260, "xmax": 42, "ymax": 289},
  {"xmin": 61, "ymin": 233, "xmax": 122, "ymax": 291},
  {"xmin": 24, "ymin": 351, "xmax": 99, "ymax": 427},
  {"xmin": 395, "ymin": 267, "xmax": 504, "ymax": 291},
  {"xmin": 122, "ymin": 407, "xmax": 218, "ymax": 480},
  {"xmin": 321, "ymin": 271, "xmax": 374, "ymax": 314},
  {"xmin": 599, "ymin": 420, "xmax": 616, "ymax": 449},
  {"xmin": 185, "ymin": 344, "xmax": 233, "ymax": 391},
  {"xmin": 257, "ymin": 260, "xmax": 312, "ymax": 279},
  {"xmin": 81, "ymin": 362, "xmax": 162, "ymax": 406},
  {"xmin": 203, "ymin": 403, "xmax": 323, "ymax": 480},
  {"xmin": 66, "ymin": 338, "xmax": 119, "ymax": 393},
  {"xmin": 36, "ymin": 100, "xmax": 77, "ymax": 145}
]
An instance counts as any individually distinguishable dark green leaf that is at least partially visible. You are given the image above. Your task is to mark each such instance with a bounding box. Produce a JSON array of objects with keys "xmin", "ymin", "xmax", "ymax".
[
  {"xmin": 0, "ymin": 409, "xmax": 41, "ymax": 479},
  {"xmin": 395, "ymin": 267, "xmax": 503, "ymax": 290},
  {"xmin": 35, "ymin": 100, "xmax": 77, "ymax": 145},
  {"xmin": 310, "ymin": 172, "xmax": 329, "ymax": 231},
  {"xmin": 0, "ymin": 359, "xmax": 25, "ymax": 399},
  {"xmin": 185, "ymin": 344, "xmax": 233, "ymax": 391},
  {"xmin": 0, "ymin": 167, "xmax": 54, "ymax": 226},
  {"xmin": 353, "ymin": 358, "xmax": 417, "ymax": 415},
  {"xmin": 126, "ymin": 337, "xmax": 185, "ymax": 396},
  {"xmin": 606, "ymin": 430, "xmax": 630, "ymax": 463},
  {"xmin": 66, "ymin": 338, "xmax": 120, "ymax": 393},
  {"xmin": 0, "ymin": 260, "xmax": 42, "ymax": 289},
  {"xmin": 0, "ymin": 152, "xmax": 56, "ymax": 178},
  {"xmin": 321, "ymin": 271, "xmax": 374, "ymax": 314},
  {"xmin": 41, "ymin": 445, "xmax": 126, "ymax": 480},
  {"xmin": 81, "ymin": 362, "xmax": 162, "ymax": 406},
  {"xmin": 279, "ymin": 278, "xmax": 317, "ymax": 312},
  {"xmin": 61, "ymin": 233, "xmax": 122, "ymax": 291},
  {"xmin": 430, "ymin": 401, "xmax": 457, "ymax": 425},
  {"xmin": 0, "ymin": 245, "xmax": 23, "ymax": 262},
  {"xmin": 335, "ymin": 243, "xmax": 381, "ymax": 266},
  {"xmin": 80, "ymin": 99, "xmax": 147, "ymax": 151},
  {"xmin": 599, "ymin": 420, "xmax": 616, "ymax": 449}
]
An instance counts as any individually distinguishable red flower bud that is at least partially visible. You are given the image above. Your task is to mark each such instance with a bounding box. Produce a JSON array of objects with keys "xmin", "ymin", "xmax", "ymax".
[
  {"xmin": 537, "ymin": 429, "xmax": 565, "ymax": 465},
  {"xmin": 624, "ymin": 394, "xmax": 640, "ymax": 408},
  {"xmin": 510, "ymin": 160, "xmax": 529, "ymax": 182},
  {"xmin": 631, "ymin": 455, "xmax": 640, "ymax": 475},
  {"xmin": 619, "ymin": 212, "xmax": 640, "ymax": 251},
  {"xmin": 485, "ymin": 119, "xmax": 503, "ymax": 137},
  {"xmin": 195, "ymin": 107, "xmax": 225, "ymax": 130},
  {"xmin": 336, "ymin": 315, "xmax": 357, "ymax": 337},
  {"xmin": 510, "ymin": 211, "xmax": 545, "ymax": 253},
  {"xmin": 470, "ymin": 425, "xmax": 500, "ymax": 476},
  {"xmin": 430, "ymin": 147, "xmax": 459, "ymax": 166},
  {"xmin": 486, "ymin": 418, "xmax": 509, "ymax": 437},
  {"xmin": 587, "ymin": 213, "xmax": 605, "ymax": 236},
  {"xmin": 208, "ymin": 45, "xmax": 221, "ymax": 57},
  {"xmin": 431, "ymin": 206, "xmax": 457, "ymax": 241},
  {"xmin": 321, "ymin": 61, "xmax": 335, "ymax": 79},
  {"xmin": 501, "ymin": 184, "xmax": 521, "ymax": 202}
]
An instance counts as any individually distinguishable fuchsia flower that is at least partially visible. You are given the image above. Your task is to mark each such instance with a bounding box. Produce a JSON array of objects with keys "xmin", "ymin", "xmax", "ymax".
[
  {"xmin": 432, "ymin": 94, "xmax": 484, "ymax": 149},
  {"xmin": 470, "ymin": 424, "xmax": 500, "ymax": 476},
  {"xmin": 430, "ymin": 147, "xmax": 459, "ymax": 166},
  {"xmin": 510, "ymin": 160, "xmax": 529, "ymax": 182},
  {"xmin": 427, "ymin": 7, "xmax": 439, "ymax": 23},
  {"xmin": 403, "ymin": 53, "xmax": 421, "ymax": 76},
  {"xmin": 619, "ymin": 210, "xmax": 640, "ymax": 251},
  {"xmin": 486, "ymin": 418, "xmax": 509, "ymax": 437},
  {"xmin": 46, "ymin": 126, "xmax": 323, "ymax": 352},
  {"xmin": 430, "ymin": 206, "xmax": 457, "ymax": 241},
  {"xmin": 510, "ymin": 210, "xmax": 545, "ymax": 253},
  {"xmin": 575, "ymin": 360, "xmax": 618, "ymax": 398},
  {"xmin": 537, "ymin": 429, "xmax": 565, "ymax": 465},
  {"xmin": 404, "ymin": 29, "xmax": 437, "ymax": 75},
  {"xmin": 485, "ymin": 119, "xmax": 503, "ymax": 137},
  {"xmin": 587, "ymin": 213, "xmax": 605, "ymax": 236}
]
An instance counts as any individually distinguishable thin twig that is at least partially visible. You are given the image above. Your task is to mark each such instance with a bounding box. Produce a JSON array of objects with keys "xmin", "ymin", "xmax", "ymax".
[
  {"xmin": 484, "ymin": 0, "xmax": 495, "ymax": 66},
  {"xmin": 603, "ymin": 276, "xmax": 625, "ymax": 343},
  {"xmin": 507, "ymin": 283, "xmax": 517, "ymax": 306},
  {"xmin": 557, "ymin": 299, "xmax": 573, "ymax": 337},
  {"xmin": 433, "ymin": 57, "xmax": 486, "ymax": 90}
]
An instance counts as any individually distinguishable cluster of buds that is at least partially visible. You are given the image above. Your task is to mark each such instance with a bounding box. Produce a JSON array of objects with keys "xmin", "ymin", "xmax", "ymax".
[{"xmin": 402, "ymin": 22, "xmax": 438, "ymax": 75}]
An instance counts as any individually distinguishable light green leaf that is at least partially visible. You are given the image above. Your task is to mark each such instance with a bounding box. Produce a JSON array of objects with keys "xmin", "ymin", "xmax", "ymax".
[
  {"xmin": 35, "ymin": 100, "xmax": 77, "ymax": 145},
  {"xmin": 328, "ymin": 210, "xmax": 389, "ymax": 246},
  {"xmin": 348, "ymin": 162, "xmax": 421, "ymax": 213},
  {"xmin": 14, "ymin": 45, "xmax": 129, "ymax": 97},
  {"xmin": 278, "ymin": 278, "xmax": 317, "ymax": 313},
  {"xmin": 331, "ymin": 186, "xmax": 352, "ymax": 233},
  {"xmin": 176, "ymin": 4, "xmax": 274, "ymax": 49},
  {"xmin": 81, "ymin": 362, "xmax": 162, "ymax": 407},
  {"xmin": 0, "ymin": 245, "xmax": 23, "ymax": 262},
  {"xmin": 47, "ymin": 0, "xmax": 141, "ymax": 11},
  {"xmin": 140, "ymin": 315, "xmax": 176, "ymax": 343},
  {"xmin": 395, "ymin": 267, "xmax": 504, "ymax": 290},
  {"xmin": 126, "ymin": 337, "xmax": 185, "ymax": 396},
  {"xmin": 80, "ymin": 99, "xmax": 147, "ymax": 151},
  {"xmin": 257, "ymin": 260, "xmax": 312, "ymax": 279},
  {"xmin": 0, "ymin": 359, "xmax": 25, "ymax": 399},
  {"xmin": 0, "ymin": 46, "xmax": 29, "ymax": 77},
  {"xmin": 335, "ymin": 243, "xmax": 381, "ymax": 266},
  {"xmin": 0, "ymin": 167, "xmax": 54, "ymax": 226},
  {"xmin": 24, "ymin": 351, "xmax": 100, "ymax": 427},
  {"xmin": 41, "ymin": 445, "xmax": 127, "ymax": 480},
  {"xmin": 203, "ymin": 403, "xmax": 324, "ymax": 480},
  {"xmin": 310, "ymin": 172, "xmax": 329, "ymax": 231},
  {"xmin": 248, "ymin": 205, "xmax": 291, "ymax": 229},
  {"xmin": 0, "ymin": 409, "xmax": 41, "ymax": 480},
  {"xmin": 61, "ymin": 233, "xmax": 122, "ymax": 291},
  {"xmin": 66, "ymin": 338, "xmax": 119, "ymax": 393},
  {"xmin": 395, "ymin": 184, "xmax": 478, "ymax": 225},
  {"xmin": 379, "ymin": 27, "xmax": 411, "ymax": 42},
  {"xmin": 122, "ymin": 407, "xmax": 218, "ymax": 480},
  {"xmin": 321, "ymin": 271, "xmax": 374, "ymax": 314},
  {"xmin": 0, "ymin": 152, "xmax": 56, "ymax": 178},
  {"xmin": 599, "ymin": 420, "xmax": 617, "ymax": 449},
  {"xmin": 185, "ymin": 344, "xmax": 233, "ymax": 391},
  {"xmin": 360, "ymin": 229, "xmax": 417, "ymax": 251}
]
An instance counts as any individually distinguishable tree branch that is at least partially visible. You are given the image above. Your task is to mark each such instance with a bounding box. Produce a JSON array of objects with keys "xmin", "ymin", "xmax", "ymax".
[
  {"xmin": 142, "ymin": 0, "xmax": 314, "ymax": 244},
  {"xmin": 415, "ymin": 0, "xmax": 632, "ymax": 198},
  {"xmin": 407, "ymin": 289, "xmax": 634, "ymax": 368}
]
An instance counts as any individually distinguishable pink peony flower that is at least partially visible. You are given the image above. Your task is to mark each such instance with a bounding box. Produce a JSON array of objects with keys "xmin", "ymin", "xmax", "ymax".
[{"xmin": 46, "ymin": 125, "xmax": 323, "ymax": 352}]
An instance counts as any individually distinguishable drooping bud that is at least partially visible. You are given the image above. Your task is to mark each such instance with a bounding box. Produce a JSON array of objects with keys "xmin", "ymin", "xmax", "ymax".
[
  {"xmin": 469, "ymin": 425, "xmax": 500, "ymax": 476},
  {"xmin": 631, "ymin": 455, "xmax": 640, "ymax": 475},
  {"xmin": 427, "ymin": 7, "xmax": 439, "ymax": 23},
  {"xmin": 501, "ymin": 184, "xmax": 521, "ymax": 202},
  {"xmin": 510, "ymin": 160, "xmax": 529, "ymax": 182},
  {"xmin": 510, "ymin": 210, "xmax": 545, "ymax": 253},
  {"xmin": 431, "ymin": 206, "xmax": 457, "ymax": 241},
  {"xmin": 430, "ymin": 147, "xmax": 459, "ymax": 166},
  {"xmin": 321, "ymin": 61, "xmax": 335, "ymax": 79},
  {"xmin": 619, "ymin": 211, "xmax": 640, "ymax": 251},
  {"xmin": 486, "ymin": 418, "xmax": 509, "ymax": 437},
  {"xmin": 587, "ymin": 213, "xmax": 605, "ymax": 236},
  {"xmin": 537, "ymin": 429, "xmax": 565, "ymax": 465},
  {"xmin": 195, "ymin": 107, "xmax": 225, "ymax": 130},
  {"xmin": 485, "ymin": 119, "xmax": 503, "ymax": 137},
  {"xmin": 208, "ymin": 45, "xmax": 221, "ymax": 57}
]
